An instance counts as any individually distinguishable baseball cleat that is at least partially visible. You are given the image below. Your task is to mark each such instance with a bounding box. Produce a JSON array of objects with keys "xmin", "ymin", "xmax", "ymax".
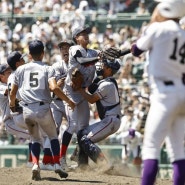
[
  {"xmin": 32, "ymin": 164, "xmax": 41, "ymax": 181},
  {"xmin": 40, "ymin": 163, "xmax": 54, "ymax": 171},
  {"xmin": 54, "ymin": 163, "xmax": 68, "ymax": 178},
  {"xmin": 60, "ymin": 156, "xmax": 69, "ymax": 172}
]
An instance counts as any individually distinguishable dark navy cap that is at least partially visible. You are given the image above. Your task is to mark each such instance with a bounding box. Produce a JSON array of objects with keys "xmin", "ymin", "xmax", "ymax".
[
  {"xmin": 0, "ymin": 63, "xmax": 11, "ymax": 74},
  {"xmin": 129, "ymin": 129, "xmax": 135, "ymax": 138},
  {"xmin": 7, "ymin": 51, "xmax": 22, "ymax": 64},
  {"xmin": 58, "ymin": 40, "xmax": 74, "ymax": 48},
  {"xmin": 7, "ymin": 51, "xmax": 25, "ymax": 71},
  {"xmin": 29, "ymin": 40, "xmax": 44, "ymax": 55},
  {"xmin": 72, "ymin": 26, "xmax": 91, "ymax": 41}
]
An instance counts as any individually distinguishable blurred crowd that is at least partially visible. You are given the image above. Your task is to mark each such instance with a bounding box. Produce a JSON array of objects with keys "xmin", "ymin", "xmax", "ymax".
[{"xmin": 0, "ymin": 0, "xmax": 153, "ymax": 146}]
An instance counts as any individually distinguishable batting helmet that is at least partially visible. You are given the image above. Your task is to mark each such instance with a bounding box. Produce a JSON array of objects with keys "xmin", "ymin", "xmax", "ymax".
[
  {"xmin": 155, "ymin": 0, "xmax": 185, "ymax": 18},
  {"xmin": 102, "ymin": 59, "xmax": 121, "ymax": 75}
]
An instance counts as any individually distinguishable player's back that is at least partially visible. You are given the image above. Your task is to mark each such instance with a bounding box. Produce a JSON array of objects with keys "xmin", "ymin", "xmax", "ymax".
[
  {"xmin": 14, "ymin": 61, "xmax": 52, "ymax": 104},
  {"xmin": 146, "ymin": 20, "xmax": 185, "ymax": 81},
  {"xmin": 135, "ymin": 20, "xmax": 185, "ymax": 93}
]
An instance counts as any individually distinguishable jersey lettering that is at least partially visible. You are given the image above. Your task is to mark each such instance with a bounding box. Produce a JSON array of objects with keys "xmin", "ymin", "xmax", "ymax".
[
  {"xmin": 170, "ymin": 38, "xmax": 185, "ymax": 64},
  {"xmin": 24, "ymin": 71, "xmax": 46, "ymax": 90},
  {"xmin": 30, "ymin": 72, "xmax": 39, "ymax": 87},
  {"xmin": 182, "ymin": 73, "xmax": 185, "ymax": 85}
]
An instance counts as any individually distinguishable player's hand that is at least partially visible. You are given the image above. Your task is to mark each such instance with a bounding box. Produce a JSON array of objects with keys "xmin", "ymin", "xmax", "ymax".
[
  {"xmin": 57, "ymin": 77, "xmax": 65, "ymax": 87},
  {"xmin": 68, "ymin": 100, "xmax": 75, "ymax": 110},
  {"xmin": 10, "ymin": 106, "xmax": 16, "ymax": 113}
]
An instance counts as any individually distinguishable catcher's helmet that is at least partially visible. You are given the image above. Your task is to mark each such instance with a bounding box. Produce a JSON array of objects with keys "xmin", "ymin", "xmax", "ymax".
[
  {"xmin": 155, "ymin": 0, "xmax": 185, "ymax": 18},
  {"xmin": 103, "ymin": 59, "xmax": 121, "ymax": 75}
]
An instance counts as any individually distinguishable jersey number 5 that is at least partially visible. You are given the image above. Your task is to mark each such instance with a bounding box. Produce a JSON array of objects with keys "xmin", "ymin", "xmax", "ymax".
[{"xmin": 30, "ymin": 72, "xmax": 39, "ymax": 87}]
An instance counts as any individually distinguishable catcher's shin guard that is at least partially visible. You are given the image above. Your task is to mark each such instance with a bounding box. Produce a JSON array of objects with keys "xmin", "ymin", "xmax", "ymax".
[
  {"xmin": 79, "ymin": 135, "xmax": 102, "ymax": 163},
  {"xmin": 77, "ymin": 130, "xmax": 88, "ymax": 166},
  {"xmin": 78, "ymin": 144, "xmax": 88, "ymax": 165}
]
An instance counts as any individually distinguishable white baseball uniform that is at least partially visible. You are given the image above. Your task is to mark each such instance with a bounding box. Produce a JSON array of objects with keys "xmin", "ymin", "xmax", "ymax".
[
  {"xmin": 119, "ymin": 130, "xmax": 143, "ymax": 161},
  {"xmin": 136, "ymin": 20, "xmax": 185, "ymax": 162}
]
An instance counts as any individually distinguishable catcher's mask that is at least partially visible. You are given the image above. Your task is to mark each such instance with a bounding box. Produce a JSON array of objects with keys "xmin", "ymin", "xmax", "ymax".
[{"xmin": 96, "ymin": 58, "xmax": 120, "ymax": 77}]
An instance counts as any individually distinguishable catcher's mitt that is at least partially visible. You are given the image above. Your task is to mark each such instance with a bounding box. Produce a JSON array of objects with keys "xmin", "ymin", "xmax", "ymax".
[
  {"xmin": 71, "ymin": 68, "xmax": 84, "ymax": 91},
  {"xmin": 100, "ymin": 47, "xmax": 122, "ymax": 60},
  {"xmin": 132, "ymin": 157, "xmax": 142, "ymax": 166}
]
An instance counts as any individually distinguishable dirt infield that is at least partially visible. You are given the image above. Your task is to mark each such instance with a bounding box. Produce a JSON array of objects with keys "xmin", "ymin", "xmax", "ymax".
[{"xmin": 0, "ymin": 163, "xmax": 172, "ymax": 185}]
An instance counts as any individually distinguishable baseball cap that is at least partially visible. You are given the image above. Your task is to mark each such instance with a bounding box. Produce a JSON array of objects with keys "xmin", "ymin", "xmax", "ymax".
[
  {"xmin": 72, "ymin": 26, "xmax": 91, "ymax": 41},
  {"xmin": 7, "ymin": 51, "xmax": 25, "ymax": 70},
  {"xmin": 0, "ymin": 64, "xmax": 11, "ymax": 74},
  {"xmin": 155, "ymin": 0, "xmax": 185, "ymax": 18},
  {"xmin": 29, "ymin": 39, "xmax": 44, "ymax": 55},
  {"xmin": 129, "ymin": 129, "xmax": 135, "ymax": 138},
  {"xmin": 58, "ymin": 40, "xmax": 74, "ymax": 48}
]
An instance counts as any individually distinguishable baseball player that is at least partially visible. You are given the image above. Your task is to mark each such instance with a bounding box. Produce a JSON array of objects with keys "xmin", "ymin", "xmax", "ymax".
[
  {"xmin": 119, "ymin": 128, "xmax": 143, "ymax": 165},
  {"xmin": 50, "ymin": 40, "xmax": 73, "ymax": 134},
  {"xmin": 9, "ymin": 40, "xmax": 75, "ymax": 180},
  {"xmin": 7, "ymin": 51, "xmax": 54, "ymax": 170},
  {"xmin": 131, "ymin": 0, "xmax": 185, "ymax": 184},
  {"xmin": 77, "ymin": 58, "xmax": 121, "ymax": 167},
  {"xmin": 50, "ymin": 39, "xmax": 74, "ymax": 171},
  {"xmin": 0, "ymin": 63, "xmax": 30, "ymax": 139},
  {"xmin": 60, "ymin": 26, "xmax": 100, "ymax": 170}
]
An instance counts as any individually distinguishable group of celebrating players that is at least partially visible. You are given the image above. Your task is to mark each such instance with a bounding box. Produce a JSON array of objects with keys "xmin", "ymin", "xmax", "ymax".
[{"xmin": 0, "ymin": 0, "xmax": 185, "ymax": 185}]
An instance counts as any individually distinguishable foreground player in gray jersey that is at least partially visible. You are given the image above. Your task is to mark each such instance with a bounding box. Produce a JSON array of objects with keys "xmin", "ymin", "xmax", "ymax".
[
  {"xmin": 51, "ymin": 40, "xmax": 74, "ymax": 134},
  {"xmin": 9, "ymin": 40, "xmax": 75, "ymax": 181},
  {"xmin": 131, "ymin": 0, "xmax": 185, "ymax": 184},
  {"xmin": 61, "ymin": 26, "xmax": 100, "ymax": 169},
  {"xmin": 51, "ymin": 40, "xmax": 74, "ymax": 171},
  {"xmin": 0, "ymin": 64, "xmax": 29, "ymax": 139},
  {"xmin": 77, "ymin": 58, "xmax": 121, "ymax": 166}
]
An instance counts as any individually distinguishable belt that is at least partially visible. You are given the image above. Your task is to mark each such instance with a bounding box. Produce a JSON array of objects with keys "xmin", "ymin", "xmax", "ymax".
[
  {"xmin": 25, "ymin": 102, "xmax": 45, "ymax": 106},
  {"xmin": 163, "ymin": 81, "xmax": 174, "ymax": 86}
]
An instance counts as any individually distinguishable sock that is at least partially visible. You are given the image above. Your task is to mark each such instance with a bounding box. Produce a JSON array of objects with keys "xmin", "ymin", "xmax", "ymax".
[
  {"xmin": 50, "ymin": 139, "xmax": 60, "ymax": 164},
  {"xmin": 28, "ymin": 142, "xmax": 32, "ymax": 162},
  {"xmin": 141, "ymin": 159, "xmax": 158, "ymax": 185},
  {"xmin": 42, "ymin": 148, "xmax": 54, "ymax": 164},
  {"xmin": 173, "ymin": 159, "xmax": 185, "ymax": 185},
  {"xmin": 31, "ymin": 142, "xmax": 41, "ymax": 165},
  {"xmin": 60, "ymin": 131, "xmax": 72, "ymax": 158}
]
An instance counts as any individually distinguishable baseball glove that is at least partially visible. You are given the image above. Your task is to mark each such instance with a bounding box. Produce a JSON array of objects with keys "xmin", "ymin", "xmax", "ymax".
[
  {"xmin": 132, "ymin": 157, "xmax": 142, "ymax": 166},
  {"xmin": 71, "ymin": 68, "xmax": 84, "ymax": 91},
  {"xmin": 10, "ymin": 99, "xmax": 23, "ymax": 114},
  {"xmin": 100, "ymin": 47, "xmax": 122, "ymax": 60}
]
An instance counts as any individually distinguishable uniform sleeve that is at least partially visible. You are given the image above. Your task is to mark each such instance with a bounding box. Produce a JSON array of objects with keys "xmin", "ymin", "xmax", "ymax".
[
  {"xmin": 47, "ymin": 66, "xmax": 56, "ymax": 81},
  {"xmin": 0, "ymin": 84, "xmax": 7, "ymax": 97},
  {"xmin": 14, "ymin": 70, "xmax": 19, "ymax": 86},
  {"xmin": 95, "ymin": 82, "xmax": 113, "ymax": 100},
  {"xmin": 136, "ymin": 23, "xmax": 159, "ymax": 51}
]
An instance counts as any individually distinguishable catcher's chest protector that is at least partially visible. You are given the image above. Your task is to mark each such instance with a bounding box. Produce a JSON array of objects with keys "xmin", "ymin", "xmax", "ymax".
[{"xmin": 95, "ymin": 78, "xmax": 120, "ymax": 119}]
